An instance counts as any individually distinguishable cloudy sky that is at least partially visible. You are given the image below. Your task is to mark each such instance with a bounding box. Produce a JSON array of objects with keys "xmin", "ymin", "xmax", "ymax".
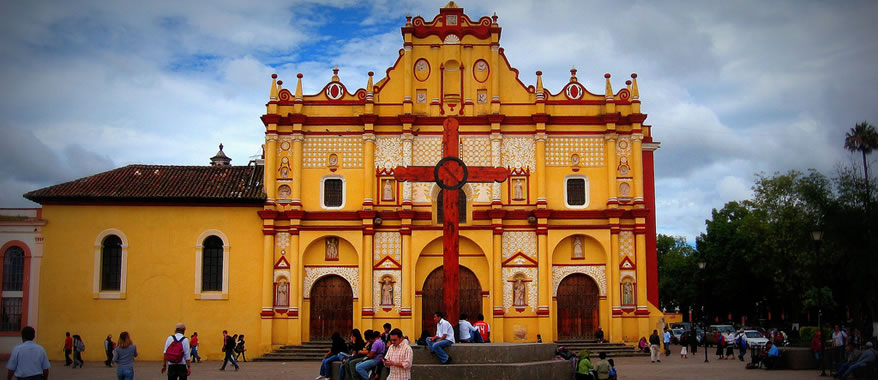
[{"xmin": 1, "ymin": 0, "xmax": 876, "ymax": 241}]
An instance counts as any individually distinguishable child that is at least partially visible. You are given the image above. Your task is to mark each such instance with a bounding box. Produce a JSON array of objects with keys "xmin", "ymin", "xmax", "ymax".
[{"xmin": 608, "ymin": 358, "xmax": 617, "ymax": 380}]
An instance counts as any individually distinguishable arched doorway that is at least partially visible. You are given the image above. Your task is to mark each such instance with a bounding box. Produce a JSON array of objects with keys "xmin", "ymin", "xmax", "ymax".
[
  {"xmin": 309, "ymin": 275, "xmax": 353, "ymax": 341},
  {"xmin": 421, "ymin": 266, "xmax": 481, "ymax": 336},
  {"xmin": 557, "ymin": 274, "xmax": 599, "ymax": 340}
]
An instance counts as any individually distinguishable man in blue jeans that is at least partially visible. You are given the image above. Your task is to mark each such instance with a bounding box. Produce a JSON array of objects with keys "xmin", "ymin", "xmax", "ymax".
[
  {"xmin": 427, "ymin": 312, "xmax": 455, "ymax": 364},
  {"xmin": 355, "ymin": 330, "xmax": 386, "ymax": 379},
  {"xmin": 663, "ymin": 328, "xmax": 672, "ymax": 356}
]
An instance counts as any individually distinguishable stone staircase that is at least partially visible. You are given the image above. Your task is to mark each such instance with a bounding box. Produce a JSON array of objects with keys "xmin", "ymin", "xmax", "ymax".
[
  {"xmin": 327, "ymin": 343, "xmax": 574, "ymax": 380},
  {"xmin": 252, "ymin": 341, "xmax": 331, "ymax": 361},
  {"xmin": 555, "ymin": 339, "xmax": 648, "ymax": 357}
]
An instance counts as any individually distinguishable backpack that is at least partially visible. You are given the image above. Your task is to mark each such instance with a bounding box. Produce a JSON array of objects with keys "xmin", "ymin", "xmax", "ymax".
[
  {"xmin": 164, "ymin": 335, "xmax": 186, "ymax": 363},
  {"xmin": 235, "ymin": 340, "xmax": 245, "ymax": 353},
  {"xmin": 76, "ymin": 340, "xmax": 85, "ymax": 352}
]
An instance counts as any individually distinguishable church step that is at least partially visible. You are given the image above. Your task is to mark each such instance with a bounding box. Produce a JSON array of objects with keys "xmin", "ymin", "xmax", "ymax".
[
  {"xmin": 411, "ymin": 343, "xmax": 557, "ymax": 364},
  {"xmin": 327, "ymin": 359, "xmax": 572, "ymax": 380}
]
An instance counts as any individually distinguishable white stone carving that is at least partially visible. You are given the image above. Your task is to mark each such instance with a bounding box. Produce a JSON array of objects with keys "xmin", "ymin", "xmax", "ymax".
[
  {"xmin": 471, "ymin": 183, "xmax": 492, "ymax": 203},
  {"xmin": 373, "ymin": 270, "xmax": 402, "ymax": 311},
  {"xmin": 303, "ymin": 136, "xmax": 363, "ymax": 168},
  {"xmin": 619, "ymin": 231, "xmax": 634, "ymax": 258},
  {"xmin": 502, "ymin": 137, "xmax": 535, "ymax": 170},
  {"xmin": 375, "ymin": 137, "xmax": 403, "ymax": 169},
  {"xmin": 461, "ymin": 137, "xmax": 492, "ymax": 166},
  {"xmin": 503, "ymin": 267, "xmax": 538, "ymax": 312},
  {"xmin": 502, "ymin": 231, "xmax": 537, "ymax": 260},
  {"xmin": 303, "ymin": 266, "xmax": 359, "ymax": 298},
  {"xmin": 413, "ymin": 136, "xmax": 442, "ymax": 166},
  {"xmin": 616, "ymin": 137, "xmax": 632, "ymax": 157},
  {"xmin": 411, "ymin": 182, "xmax": 433, "ymax": 203},
  {"xmin": 275, "ymin": 232, "xmax": 289, "ymax": 249},
  {"xmin": 552, "ymin": 265, "xmax": 607, "ymax": 297},
  {"xmin": 443, "ymin": 34, "xmax": 460, "ymax": 44},
  {"xmin": 546, "ymin": 136, "xmax": 605, "ymax": 167},
  {"xmin": 374, "ymin": 232, "xmax": 401, "ymax": 263}
]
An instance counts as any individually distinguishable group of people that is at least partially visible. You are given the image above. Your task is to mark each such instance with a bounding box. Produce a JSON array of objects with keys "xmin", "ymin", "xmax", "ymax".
[
  {"xmin": 574, "ymin": 350, "xmax": 617, "ymax": 380},
  {"xmin": 317, "ymin": 322, "xmax": 413, "ymax": 380},
  {"xmin": 812, "ymin": 325, "xmax": 878, "ymax": 379}
]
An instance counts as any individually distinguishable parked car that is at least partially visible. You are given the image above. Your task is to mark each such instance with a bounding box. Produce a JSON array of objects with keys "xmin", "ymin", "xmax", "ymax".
[
  {"xmin": 705, "ymin": 325, "xmax": 736, "ymax": 347},
  {"xmin": 670, "ymin": 322, "xmax": 691, "ymax": 331},
  {"xmin": 671, "ymin": 328, "xmax": 685, "ymax": 344},
  {"xmin": 741, "ymin": 330, "xmax": 769, "ymax": 349}
]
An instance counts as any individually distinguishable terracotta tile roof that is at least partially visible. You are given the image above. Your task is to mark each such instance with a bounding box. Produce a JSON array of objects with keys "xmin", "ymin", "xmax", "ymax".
[{"xmin": 24, "ymin": 164, "xmax": 265, "ymax": 204}]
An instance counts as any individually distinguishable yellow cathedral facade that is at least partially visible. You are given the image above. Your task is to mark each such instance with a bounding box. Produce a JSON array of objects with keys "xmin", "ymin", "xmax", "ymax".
[{"xmin": 24, "ymin": 3, "xmax": 663, "ymax": 360}]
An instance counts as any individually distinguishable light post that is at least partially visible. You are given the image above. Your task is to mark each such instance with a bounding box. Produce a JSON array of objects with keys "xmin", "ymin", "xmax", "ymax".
[
  {"xmin": 698, "ymin": 260, "xmax": 708, "ymax": 363},
  {"xmin": 811, "ymin": 229, "xmax": 826, "ymax": 376}
]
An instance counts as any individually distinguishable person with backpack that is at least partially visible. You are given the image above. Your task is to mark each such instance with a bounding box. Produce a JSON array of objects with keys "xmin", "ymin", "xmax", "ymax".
[
  {"xmin": 219, "ymin": 330, "xmax": 239, "ymax": 371},
  {"xmin": 234, "ymin": 334, "xmax": 247, "ymax": 362},
  {"xmin": 72, "ymin": 334, "xmax": 85, "ymax": 368},
  {"xmin": 161, "ymin": 323, "xmax": 191, "ymax": 380}
]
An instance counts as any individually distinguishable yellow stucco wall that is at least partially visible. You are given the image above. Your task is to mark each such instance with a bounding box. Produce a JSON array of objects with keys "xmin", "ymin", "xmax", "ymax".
[{"xmin": 38, "ymin": 205, "xmax": 263, "ymax": 361}]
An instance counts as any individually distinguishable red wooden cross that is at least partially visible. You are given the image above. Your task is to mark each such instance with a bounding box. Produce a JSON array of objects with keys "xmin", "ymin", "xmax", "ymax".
[{"xmin": 394, "ymin": 117, "xmax": 508, "ymax": 327}]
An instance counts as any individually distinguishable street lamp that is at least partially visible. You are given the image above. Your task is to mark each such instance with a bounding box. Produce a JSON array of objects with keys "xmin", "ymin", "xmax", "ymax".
[
  {"xmin": 697, "ymin": 260, "xmax": 708, "ymax": 363},
  {"xmin": 811, "ymin": 229, "xmax": 826, "ymax": 376}
]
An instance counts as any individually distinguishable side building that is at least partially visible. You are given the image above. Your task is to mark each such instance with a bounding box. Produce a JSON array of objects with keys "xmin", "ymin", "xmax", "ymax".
[{"xmin": 24, "ymin": 3, "xmax": 662, "ymax": 360}]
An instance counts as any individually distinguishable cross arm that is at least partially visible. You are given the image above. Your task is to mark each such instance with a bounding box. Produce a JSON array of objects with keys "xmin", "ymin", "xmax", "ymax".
[
  {"xmin": 392, "ymin": 166, "xmax": 434, "ymax": 182},
  {"xmin": 467, "ymin": 167, "xmax": 510, "ymax": 183}
]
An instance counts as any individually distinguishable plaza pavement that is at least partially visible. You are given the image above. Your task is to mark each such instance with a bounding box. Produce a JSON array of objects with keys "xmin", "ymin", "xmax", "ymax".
[{"xmin": 46, "ymin": 347, "xmax": 823, "ymax": 379}]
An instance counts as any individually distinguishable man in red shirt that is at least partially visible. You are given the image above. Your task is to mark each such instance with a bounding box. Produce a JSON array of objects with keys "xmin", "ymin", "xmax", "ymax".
[
  {"xmin": 63, "ymin": 332, "xmax": 73, "ymax": 366},
  {"xmin": 473, "ymin": 314, "xmax": 491, "ymax": 343}
]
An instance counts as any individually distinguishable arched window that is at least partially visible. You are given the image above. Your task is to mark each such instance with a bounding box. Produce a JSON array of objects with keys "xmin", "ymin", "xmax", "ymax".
[
  {"xmin": 437, "ymin": 189, "xmax": 466, "ymax": 224},
  {"xmin": 100, "ymin": 235, "xmax": 122, "ymax": 291},
  {"xmin": 1, "ymin": 246, "xmax": 25, "ymax": 331},
  {"xmin": 564, "ymin": 175, "xmax": 590, "ymax": 208},
  {"xmin": 202, "ymin": 236, "xmax": 224, "ymax": 292}
]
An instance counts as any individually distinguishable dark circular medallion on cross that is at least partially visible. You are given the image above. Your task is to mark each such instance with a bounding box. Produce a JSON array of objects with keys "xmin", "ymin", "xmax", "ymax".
[{"xmin": 434, "ymin": 156, "xmax": 468, "ymax": 190}]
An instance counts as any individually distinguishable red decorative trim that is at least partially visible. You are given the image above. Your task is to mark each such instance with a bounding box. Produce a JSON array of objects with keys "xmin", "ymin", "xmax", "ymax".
[
  {"xmin": 536, "ymin": 308, "xmax": 550, "ymax": 316},
  {"xmin": 287, "ymin": 309, "xmax": 299, "ymax": 317},
  {"xmin": 480, "ymin": 290, "xmax": 490, "ymax": 296},
  {"xmin": 493, "ymin": 309, "xmax": 505, "ymax": 316},
  {"xmin": 635, "ymin": 309, "xmax": 651, "ymax": 315},
  {"xmin": 373, "ymin": 256, "xmax": 402, "ymax": 269},
  {"xmin": 415, "ymin": 290, "xmax": 424, "ymax": 296},
  {"xmin": 552, "ymin": 263, "xmax": 606, "ymax": 267},
  {"xmin": 274, "ymin": 256, "xmax": 291, "ymax": 269},
  {"xmin": 473, "ymin": 59, "xmax": 490, "ymax": 83},
  {"xmin": 260, "ymin": 311, "xmax": 274, "ymax": 317},
  {"xmin": 362, "ymin": 310, "xmax": 375, "ymax": 317},
  {"xmin": 501, "ymin": 252, "xmax": 538, "ymax": 267},
  {"xmin": 303, "ymin": 264, "xmax": 359, "ymax": 268},
  {"xmin": 413, "ymin": 58, "xmax": 431, "ymax": 82},
  {"xmin": 404, "ymin": 9, "xmax": 497, "ymax": 41},
  {"xmin": 619, "ymin": 256, "xmax": 635, "ymax": 270},
  {"xmin": 612, "ymin": 309, "xmax": 623, "ymax": 316},
  {"xmin": 399, "ymin": 309, "xmax": 412, "ymax": 316}
]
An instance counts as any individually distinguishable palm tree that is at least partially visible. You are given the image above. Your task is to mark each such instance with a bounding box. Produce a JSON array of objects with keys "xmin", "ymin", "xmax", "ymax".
[{"xmin": 844, "ymin": 121, "xmax": 878, "ymax": 208}]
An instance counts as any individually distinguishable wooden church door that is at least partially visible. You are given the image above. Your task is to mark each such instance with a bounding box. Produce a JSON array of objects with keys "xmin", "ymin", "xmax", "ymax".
[
  {"xmin": 309, "ymin": 275, "xmax": 353, "ymax": 341},
  {"xmin": 557, "ymin": 273, "xmax": 600, "ymax": 340},
  {"xmin": 421, "ymin": 266, "xmax": 481, "ymax": 336}
]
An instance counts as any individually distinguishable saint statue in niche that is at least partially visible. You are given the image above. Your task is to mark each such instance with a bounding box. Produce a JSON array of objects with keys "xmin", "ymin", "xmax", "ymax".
[
  {"xmin": 325, "ymin": 237, "xmax": 339, "ymax": 260},
  {"xmin": 275, "ymin": 279, "xmax": 289, "ymax": 308},
  {"xmin": 572, "ymin": 235, "xmax": 584, "ymax": 259},
  {"xmin": 380, "ymin": 277, "xmax": 394, "ymax": 306},
  {"xmin": 622, "ymin": 281, "xmax": 634, "ymax": 305},
  {"xmin": 513, "ymin": 179, "xmax": 524, "ymax": 200},
  {"xmin": 513, "ymin": 277, "xmax": 526, "ymax": 307},
  {"xmin": 383, "ymin": 179, "xmax": 395, "ymax": 201},
  {"xmin": 277, "ymin": 185, "xmax": 291, "ymax": 199}
]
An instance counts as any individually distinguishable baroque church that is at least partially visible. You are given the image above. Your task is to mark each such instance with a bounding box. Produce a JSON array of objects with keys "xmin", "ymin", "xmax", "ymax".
[{"xmin": 23, "ymin": 3, "xmax": 662, "ymax": 360}]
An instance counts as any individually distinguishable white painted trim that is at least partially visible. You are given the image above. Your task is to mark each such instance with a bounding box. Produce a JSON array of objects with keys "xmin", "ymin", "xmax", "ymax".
[
  {"xmin": 563, "ymin": 175, "xmax": 590, "ymax": 209},
  {"xmin": 93, "ymin": 228, "xmax": 128, "ymax": 299},
  {"xmin": 194, "ymin": 230, "xmax": 230, "ymax": 300},
  {"xmin": 320, "ymin": 175, "xmax": 346, "ymax": 210}
]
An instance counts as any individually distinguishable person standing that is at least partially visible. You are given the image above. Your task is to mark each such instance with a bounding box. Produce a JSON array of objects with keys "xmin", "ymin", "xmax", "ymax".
[
  {"xmin": 383, "ymin": 329, "xmax": 412, "ymax": 380},
  {"xmin": 5, "ymin": 326, "xmax": 50, "ymax": 380},
  {"xmin": 104, "ymin": 334, "xmax": 115, "ymax": 367},
  {"xmin": 679, "ymin": 332, "xmax": 688, "ymax": 358},
  {"xmin": 715, "ymin": 331, "xmax": 725, "ymax": 359},
  {"xmin": 473, "ymin": 314, "xmax": 491, "ymax": 343},
  {"xmin": 724, "ymin": 330, "xmax": 735, "ymax": 359},
  {"xmin": 113, "ymin": 331, "xmax": 138, "ymax": 380},
  {"xmin": 736, "ymin": 329, "xmax": 747, "ymax": 361},
  {"xmin": 219, "ymin": 330, "xmax": 239, "ymax": 371},
  {"xmin": 355, "ymin": 330, "xmax": 386, "ymax": 380},
  {"xmin": 663, "ymin": 328, "xmax": 672, "ymax": 357},
  {"xmin": 62, "ymin": 332, "xmax": 73, "ymax": 366},
  {"xmin": 72, "ymin": 335, "xmax": 85, "ymax": 369},
  {"xmin": 810, "ymin": 330, "xmax": 823, "ymax": 373},
  {"xmin": 189, "ymin": 332, "xmax": 201, "ymax": 363},
  {"xmin": 427, "ymin": 312, "xmax": 455, "ymax": 364},
  {"xmin": 648, "ymin": 330, "xmax": 661, "ymax": 363},
  {"xmin": 832, "ymin": 325, "xmax": 848, "ymax": 370},
  {"xmin": 161, "ymin": 323, "xmax": 191, "ymax": 380}
]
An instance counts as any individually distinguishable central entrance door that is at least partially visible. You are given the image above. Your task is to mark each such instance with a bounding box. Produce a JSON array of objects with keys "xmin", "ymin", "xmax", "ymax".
[
  {"xmin": 309, "ymin": 275, "xmax": 353, "ymax": 341},
  {"xmin": 421, "ymin": 266, "xmax": 481, "ymax": 336},
  {"xmin": 557, "ymin": 273, "xmax": 600, "ymax": 340}
]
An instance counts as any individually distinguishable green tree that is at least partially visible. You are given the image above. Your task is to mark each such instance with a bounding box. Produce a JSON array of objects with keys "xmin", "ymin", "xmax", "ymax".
[
  {"xmin": 843, "ymin": 121, "xmax": 878, "ymax": 208},
  {"xmin": 656, "ymin": 234, "xmax": 697, "ymax": 319}
]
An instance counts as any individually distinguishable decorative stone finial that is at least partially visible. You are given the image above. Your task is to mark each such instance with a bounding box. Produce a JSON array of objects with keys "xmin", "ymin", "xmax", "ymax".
[
  {"xmin": 210, "ymin": 143, "xmax": 232, "ymax": 166},
  {"xmin": 270, "ymin": 74, "xmax": 278, "ymax": 100},
  {"xmin": 295, "ymin": 74, "xmax": 303, "ymax": 100},
  {"xmin": 331, "ymin": 65, "xmax": 340, "ymax": 82},
  {"xmin": 604, "ymin": 73, "xmax": 613, "ymax": 100},
  {"xmin": 492, "ymin": 12, "xmax": 498, "ymax": 24},
  {"xmin": 570, "ymin": 66, "xmax": 578, "ymax": 82},
  {"xmin": 631, "ymin": 73, "xmax": 639, "ymax": 100}
]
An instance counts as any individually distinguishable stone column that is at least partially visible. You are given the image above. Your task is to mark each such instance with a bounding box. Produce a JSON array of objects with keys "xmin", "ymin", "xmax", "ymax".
[
  {"xmin": 401, "ymin": 132, "xmax": 413, "ymax": 204},
  {"xmin": 362, "ymin": 233, "xmax": 374, "ymax": 323},
  {"xmin": 537, "ymin": 229, "xmax": 551, "ymax": 339},
  {"xmin": 490, "ymin": 132, "xmax": 502, "ymax": 204},
  {"xmin": 401, "ymin": 229, "xmax": 414, "ymax": 336},
  {"xmin": 491, "ymin": 229, "xmax": 504, "ymax": 342},
  {"xmin": 609, "ymin": 229, "xmax": 622, "ymax": 342},
  {"xmin": 260, "ymin": 232, "xmax": 275, "ymax": 353},
  {"xmin": 363, "ymin": 133, "xmax": 376, "ymax": 208},
  {"xmin": 605, "ymin": 134, "xmax": 618, "ymax": 205},
  {"xmin": 291, "ymin": 133, "xmax": 304, "ymax": 208},
  {"xmin": 265, "ymin": 134, "xmax": 278, "ymax": 201},
  {"xmin": 631, "ymin": 134, "xmax": 644, "ymax": 204},
  {"xmin": 535, "ymin": 132, "xmax": 547, "ymax": 207}
]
